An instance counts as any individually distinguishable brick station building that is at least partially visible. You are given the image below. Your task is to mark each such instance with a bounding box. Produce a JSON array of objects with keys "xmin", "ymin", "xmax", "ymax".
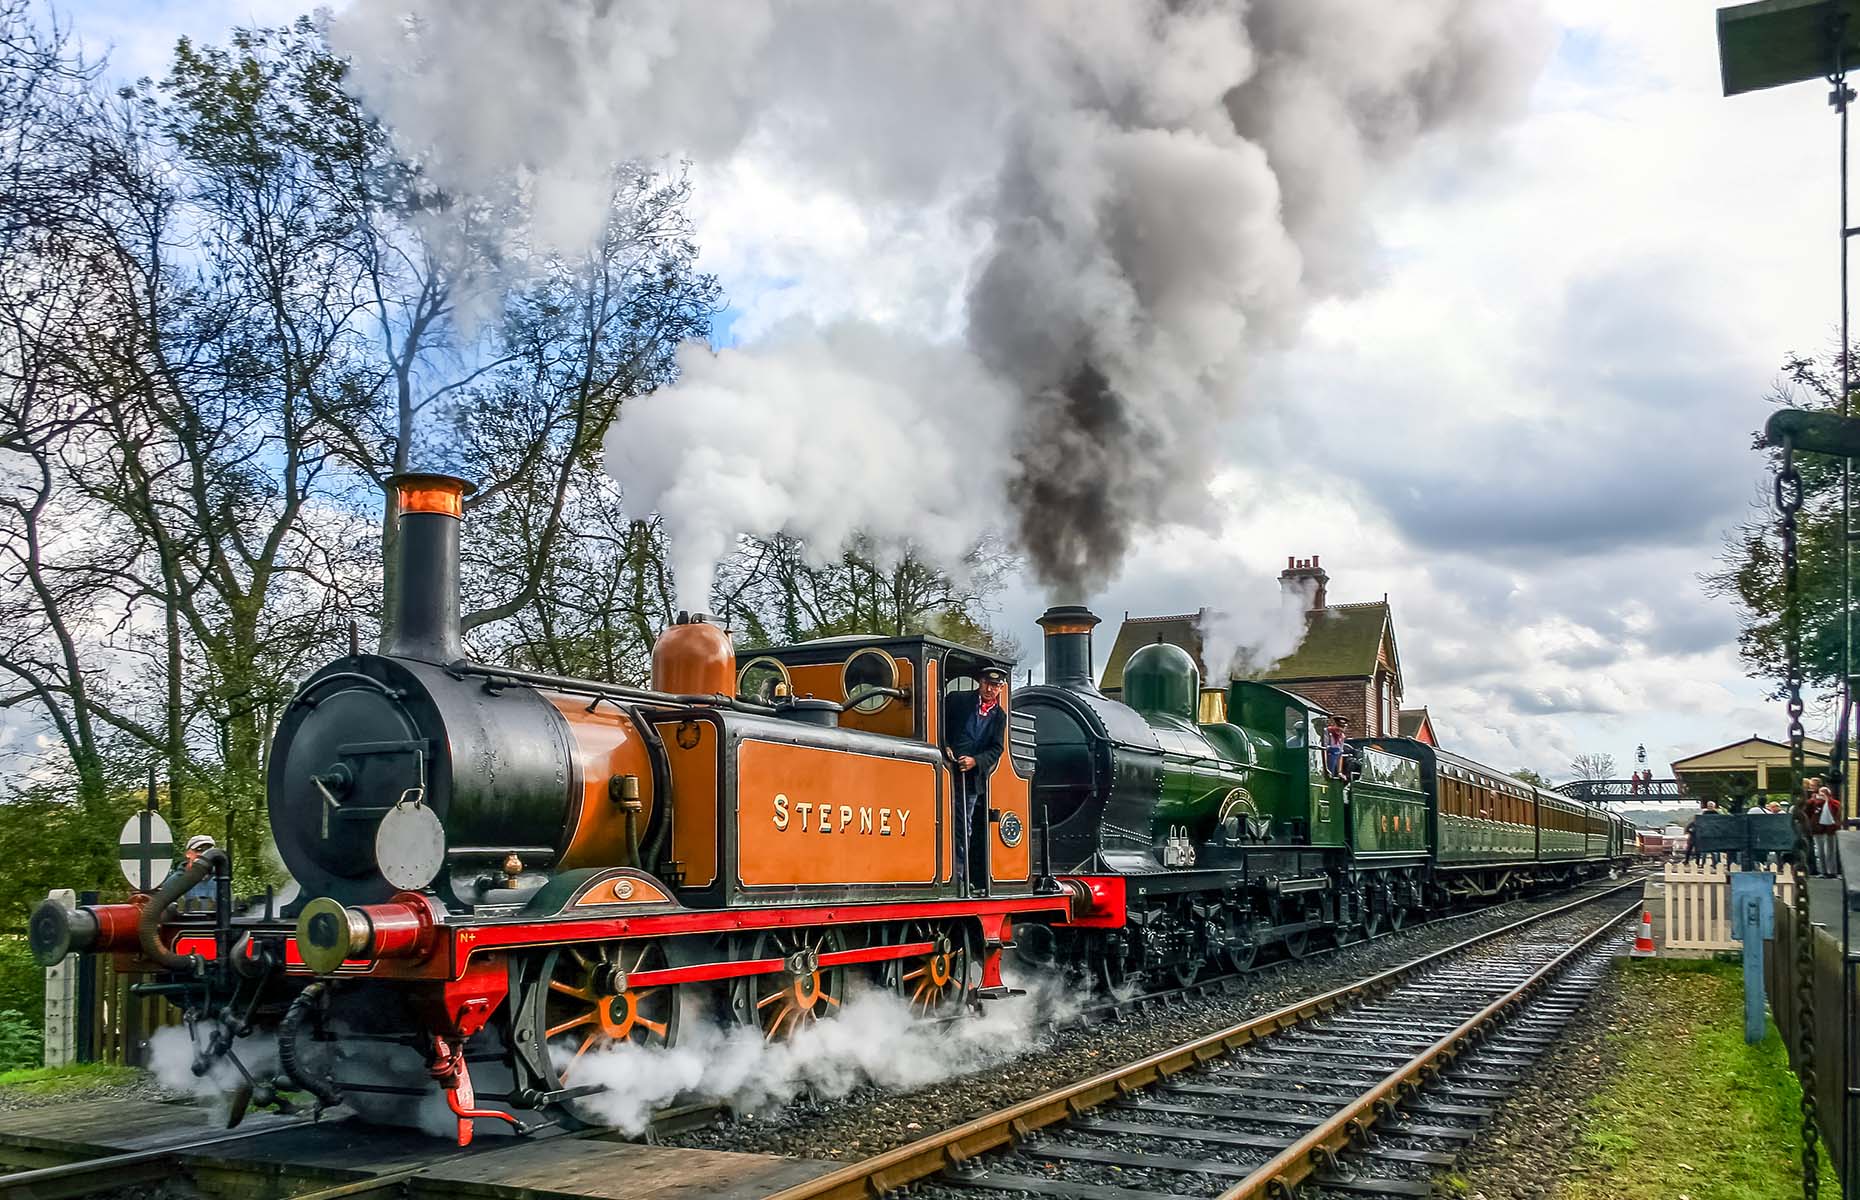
[{"xmin": 1101, "ymin": 555, "xmax": 1410, "ymax": 738}]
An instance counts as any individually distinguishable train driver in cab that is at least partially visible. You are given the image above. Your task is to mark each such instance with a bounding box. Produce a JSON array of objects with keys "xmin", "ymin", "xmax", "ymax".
[{"xmin": 946, "ymin": 665, "xmax": 1009, "ymax": 891}]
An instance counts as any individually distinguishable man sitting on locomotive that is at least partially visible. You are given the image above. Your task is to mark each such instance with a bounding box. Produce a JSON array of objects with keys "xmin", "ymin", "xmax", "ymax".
[{"xmin": 945, "ymin": 666, "xmax": 1009, "ymax": 892}]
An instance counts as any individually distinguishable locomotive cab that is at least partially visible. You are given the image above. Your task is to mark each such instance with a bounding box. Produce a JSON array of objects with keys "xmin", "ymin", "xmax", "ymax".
[{"xmin": 725, "ymin": 632, "xmax": 1035, "ymax": 895}]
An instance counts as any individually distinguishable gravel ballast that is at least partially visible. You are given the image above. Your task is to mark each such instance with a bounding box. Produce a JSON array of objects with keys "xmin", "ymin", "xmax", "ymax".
[
  {"xmin": 662, "ymin": 880, "xmax": 1641, "ymax": 1164},
  {"xmin": 1445, "ymin": 957, "xmax": 1633, "ymax": 1200}
]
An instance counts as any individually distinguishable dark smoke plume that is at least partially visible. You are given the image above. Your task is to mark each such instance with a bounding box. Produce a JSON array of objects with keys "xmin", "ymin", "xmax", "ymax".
[{"xmin": 330, "ymin": 0, "xmax": 1548, "ymax": 608}]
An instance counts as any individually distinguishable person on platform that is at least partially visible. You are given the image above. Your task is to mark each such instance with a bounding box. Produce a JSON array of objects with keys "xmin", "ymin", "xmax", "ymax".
[
  {"xmin": 1800, "ymin": 777, "xmax": 1825, "ymax": 875},
  {"xmin": 1814, "ymin": 785, "xmax": 1842, "ymax": 878},
  {"xmin": 945, "ymin": 667, "xmax": 1009, "ymax": 892}
]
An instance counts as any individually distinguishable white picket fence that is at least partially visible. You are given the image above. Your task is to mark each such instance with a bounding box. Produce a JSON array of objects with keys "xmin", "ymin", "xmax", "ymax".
[{"xmin": 1662, "ymin": 860, "xmax": 1798, "ymax": 951}]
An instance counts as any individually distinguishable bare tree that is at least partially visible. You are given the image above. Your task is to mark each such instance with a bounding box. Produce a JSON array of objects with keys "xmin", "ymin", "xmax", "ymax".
[
  {"xmin": 718, "ymin": 534, "xmax": 1021, "ymax": 659},
  {"xmin": 3, "ymin": 19, "xmax": 721, "ymax": 880},
  {"xmin": 1568, "ymin": 752, "xmax": 1617, "ymax": 782}
]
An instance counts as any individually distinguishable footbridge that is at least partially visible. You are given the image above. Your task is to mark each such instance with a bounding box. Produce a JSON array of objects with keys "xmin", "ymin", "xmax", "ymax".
[{"xmin": 1555, "ymin": 778, "xmax": 1692, "ymax": 804}]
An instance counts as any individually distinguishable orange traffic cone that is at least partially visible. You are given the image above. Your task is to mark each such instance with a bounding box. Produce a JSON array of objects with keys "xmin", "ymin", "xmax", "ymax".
[{"xmin": 1630, "ymin": 910, "xmax": 1656, "ymax": 958}]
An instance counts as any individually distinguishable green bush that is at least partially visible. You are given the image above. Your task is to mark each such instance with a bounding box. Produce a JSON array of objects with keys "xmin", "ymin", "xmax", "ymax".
[
  {"xmin": 0, "ymin": 937, "xmax": 42, "ymax": 1030},
  {"xmin": 0, "ymin": 1009, "xmax": 42, "ymax": 1072}
]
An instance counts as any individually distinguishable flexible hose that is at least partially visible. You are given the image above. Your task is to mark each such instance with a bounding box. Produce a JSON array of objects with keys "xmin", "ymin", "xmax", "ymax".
[
  {"xmin": 138, "ymin": 848, "xmax": 225, "ymax": 973},
  {"xmin": 279, "ymin": 981, "xmax": 343, "ymax": 1109}
]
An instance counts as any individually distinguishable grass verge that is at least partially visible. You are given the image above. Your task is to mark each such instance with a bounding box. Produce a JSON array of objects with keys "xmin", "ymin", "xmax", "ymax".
[
  {"xmin": 1565, "ymin": 958, "xmax": 1837, "ymax": 1200},
  {"xmin": 0, "ymin": 1062, "xmax": 139, "ymax": 1096}
]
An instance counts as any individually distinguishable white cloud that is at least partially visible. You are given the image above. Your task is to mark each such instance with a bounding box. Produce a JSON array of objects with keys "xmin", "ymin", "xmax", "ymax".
[{"xmin": 63, "ymin": 0, "xmax": 1835, "ymax": 783}]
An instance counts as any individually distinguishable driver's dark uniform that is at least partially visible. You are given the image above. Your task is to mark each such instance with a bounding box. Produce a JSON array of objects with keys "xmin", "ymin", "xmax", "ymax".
[{"xmin": 945, "ymin": 688, "xmax": 1007, "ymax": 890}]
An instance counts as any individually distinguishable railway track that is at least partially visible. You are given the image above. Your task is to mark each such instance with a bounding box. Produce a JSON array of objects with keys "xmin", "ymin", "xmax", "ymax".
[
  {"xmin": 757, "ymin": 880, "xmax": 1641, "ymax": 1200},
  {"xmin": 0, "ymin": 878, "xmax": 1643, "ymax": 1200},
  {"xmin": 1069, "ymin": 873, "xmax": 1642, "ymax": 1026}
]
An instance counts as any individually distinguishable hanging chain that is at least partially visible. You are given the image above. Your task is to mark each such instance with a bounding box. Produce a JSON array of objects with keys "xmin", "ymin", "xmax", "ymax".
[{"xmin": 1781, "ymin": 436, "xmax": 1822, "ymax": 1199}]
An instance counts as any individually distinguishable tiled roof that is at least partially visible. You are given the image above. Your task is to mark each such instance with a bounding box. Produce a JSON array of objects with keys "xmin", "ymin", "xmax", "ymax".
[
  {"xmin": 1262, "ymin": 602, "xmax": 1391, "ymax": 682},
  {"xmin": 1099, "ymin": 612, "xmax": 1205, "ymax": 692},
  {"xmin": 1398, "ymin": 707, "xmax": 1432, "ymax": 738},
  {"xmin": 1099, "ymin": 601, "xmax": 1397, "ymax": 691}
]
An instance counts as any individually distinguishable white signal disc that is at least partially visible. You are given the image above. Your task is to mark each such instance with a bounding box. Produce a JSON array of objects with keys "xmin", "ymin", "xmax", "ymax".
[{"xmin": 118, "ymin": 810, "xmax": 174, "ymax": 893}]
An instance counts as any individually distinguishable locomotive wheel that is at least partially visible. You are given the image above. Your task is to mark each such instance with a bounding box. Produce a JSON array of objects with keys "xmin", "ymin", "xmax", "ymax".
[
  {"xmin": 735, "ymin": 928, "xmax": 847, "ymax": 1042},
  {"xmin": 1280, "ymin": 927, "xmax": 1310, "ymax": 960},
  {"xmin": 1219, "ymin": 912, "xmax": 1257, "ymax": 974},
  {"xmin": 1092, "ymin": 937, "xmax": 1135, "ymax": 995},
  {"xmin": 1387, "ymin": 903, "xmax": 1408, "ymax": 932},
  {"xmin": 888, "ymin": 922, "xmax": 972, "ymax": 1017},
  {"xmin": 533, "ymin": 940, "xmax": 679, "ymax": 1126}
]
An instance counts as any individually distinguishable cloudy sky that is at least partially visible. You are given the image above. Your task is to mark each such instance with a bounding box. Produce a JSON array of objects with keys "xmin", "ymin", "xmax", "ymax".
[{"xmin": 58, "ymin": 0, "xmax": 1844, "ymax": 784}]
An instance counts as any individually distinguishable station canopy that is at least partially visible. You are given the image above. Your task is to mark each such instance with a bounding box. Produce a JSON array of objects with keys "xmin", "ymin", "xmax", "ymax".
[{"xmin": 1670, "ymin": 735, "xmax": 1857, "ymax": 802}]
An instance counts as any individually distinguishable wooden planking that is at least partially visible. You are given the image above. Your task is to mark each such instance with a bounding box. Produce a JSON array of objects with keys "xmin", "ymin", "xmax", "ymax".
[
  {"xmin": 416, "ymin": 1139, "xmax": 838, "ymax": 1200},
  {"xmin": 0, "ymin": 1098, "xmax": 234, "ymax": 1154},
  {"xmin": 211, "ymin": 1119, "xmax": 470, "ymax": 1176},
  {"xmin": 0, "ymin": 1099, "xmax": 838, "ymax": 1200}
]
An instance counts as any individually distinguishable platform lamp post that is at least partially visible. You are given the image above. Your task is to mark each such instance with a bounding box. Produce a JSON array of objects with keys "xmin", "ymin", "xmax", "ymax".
[{"xmin": 1718, "ymin": 4, "xmax": 1860, "ymax": 1194}]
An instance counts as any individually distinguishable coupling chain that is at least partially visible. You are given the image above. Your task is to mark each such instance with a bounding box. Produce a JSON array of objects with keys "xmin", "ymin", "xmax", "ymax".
[{"xmin": 1779, "ymin": 436, "xmax": 1821, "ymax": 1198}]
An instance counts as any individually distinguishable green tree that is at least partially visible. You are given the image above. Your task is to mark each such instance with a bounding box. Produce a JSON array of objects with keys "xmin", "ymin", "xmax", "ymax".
[
  {"xmin": 1512, "ymin": 767, "xmax": 1549, "ymax": 787},
  {"xmin": 1707, "ymin": 349, "xmax": 1852, "ymax": 699}
]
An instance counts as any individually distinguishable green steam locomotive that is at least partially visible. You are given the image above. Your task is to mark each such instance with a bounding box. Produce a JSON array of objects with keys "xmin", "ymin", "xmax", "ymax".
[{"xmin": 1017, "ymin": 606, "xmax": 1632, "ymax": 988}]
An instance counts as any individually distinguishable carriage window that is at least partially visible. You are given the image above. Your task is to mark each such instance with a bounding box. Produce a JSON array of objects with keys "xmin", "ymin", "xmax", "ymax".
[{"xmin": 1286, "ymin": 708, "xmax": 1306, "ymax": 748}]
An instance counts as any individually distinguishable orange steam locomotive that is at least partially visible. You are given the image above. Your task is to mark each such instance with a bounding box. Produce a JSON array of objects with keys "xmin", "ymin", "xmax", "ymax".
[{"xmin": 30, "ymin": 474, "xmax": 1085, "ymax": 1140}]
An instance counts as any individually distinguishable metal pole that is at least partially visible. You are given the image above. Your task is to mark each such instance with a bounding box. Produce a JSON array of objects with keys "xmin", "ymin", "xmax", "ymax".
[{"xmin": 1838, "ymin": 51, "xmax": 1858, "ymax": 1195}]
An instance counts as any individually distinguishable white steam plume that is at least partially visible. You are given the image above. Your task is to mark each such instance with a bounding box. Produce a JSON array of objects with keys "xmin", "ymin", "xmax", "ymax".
[
  {"xmin": 560, "ymin": 974, "xmax": 1079, "ymax": 1134},
  {"xmin": 1197, "ymin": 573, "xmax": 1314, "ymax": 685},
  {"xmin": 330, "ymin": 1, "xmax": 1548, "ymax": 609},
  {"xmin": 147, "ymin": 1025, "xmax": 280, "ymax": 1122}
]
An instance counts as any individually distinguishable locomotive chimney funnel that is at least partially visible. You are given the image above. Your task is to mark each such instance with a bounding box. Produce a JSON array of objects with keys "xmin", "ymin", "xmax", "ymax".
[
  {"xmin": 1038, "ymin": 605, "xmax": 1101, "ymax": 691},
  {"xmin": 385, "ymin": 473, "xmax": 476, "ymax": 663}
]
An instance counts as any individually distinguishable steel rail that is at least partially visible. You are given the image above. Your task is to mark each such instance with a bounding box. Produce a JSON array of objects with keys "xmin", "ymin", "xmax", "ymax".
[
  {"xmin": 0, "ymin": 1117, "xmax": 310, "ymax": 1200},
  {"xmin": 1216, "ymin": 895, "xmax": 1638, "ymax": 1199},
  {"xmin": 757, "ymin": 877, "xmax": 1642, "ymax": 1200}
]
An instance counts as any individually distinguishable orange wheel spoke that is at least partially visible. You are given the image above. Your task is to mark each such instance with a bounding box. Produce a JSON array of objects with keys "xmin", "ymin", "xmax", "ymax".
[
  {"xmin": 637, "ymin": 1016, "xmax": 668, "ymax": 1038},
  {"xmin": 821, "ymin": 992, "xmax": 841, "ymax": 1008},
  {"xmin": 549, "ymin": 979, "xmax": 595, "ymax": 1001},
  {"xmin": 756, "ymin": 989, "xmax": 785, "ymax": 1010},
  {"xmin": 546, "ymin": 1012, "xmax": 597, "ymax": 1038},
  {"xmin": 569, "ymin": 947, "xmax": 592, "ymax": 970},
  {"xmin": 570, "ymin": 1030, "xmax": 602, "ymax": 1065},
  {"xmin": 632, "ymin": 988, "xmax": 660, "ymax": 1002},
  {"xmin": 902, "ymin": 966, "xmax": 926, "ymax": 983}
]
